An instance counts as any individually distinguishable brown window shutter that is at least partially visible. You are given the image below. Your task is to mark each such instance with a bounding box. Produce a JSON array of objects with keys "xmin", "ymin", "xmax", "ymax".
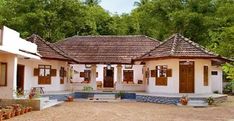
[
  {"xmin": 80, "ymin": 72, "xmax": 85, "ymax": 77},
  {"xmin": 151, "ymin": 70, "xmax": 156, "ymax": 77},
  {"xmin": 51, "ymin": 69, "xmax": 57, "ymax": 76},
  {"xmin": 96, "ymin": 72, "xmax": 98, "ymax": 77},
  {"xmin": 204, "ymin": 66, "xmax": 208, "ymax": 86},
  {"xmin": 34, "ymin": 68, "xmax": 39, "ymax": 76},
  {"xmin": 166, "ymin": 69, "xmax": 172, "ymax": 77},
  {"xmin": 156, "ymin": 77, "xmax": 167, "ymax": 86}
]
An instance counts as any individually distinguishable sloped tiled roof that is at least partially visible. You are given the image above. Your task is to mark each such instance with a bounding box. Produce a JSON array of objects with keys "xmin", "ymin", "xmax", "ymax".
[
  {"xmin": 54, "ymin": 35, "xmax": 160, "ymax": 64},
  {"xmin": 27, "ymin": 34, "xmax": 72, "ymax": 61},
  {"xmin": 138, "ymin": 34, "xmax": 225, "ymax": 60}
]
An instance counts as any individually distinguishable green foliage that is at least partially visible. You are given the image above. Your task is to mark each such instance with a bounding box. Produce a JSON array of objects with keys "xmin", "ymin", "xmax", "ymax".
[
  {"xmin": 223, "ymin": 63, "xmax": 234, "ymax": 81},
  {"xmin": 207, "ymin": 97, "xmax": 214, "ymax": 105},
  {"xmin": 0, "ymin": 0, "xmax": 233, "ymax": 62},
  {"xmin": 82, "ymin": 86, "xmax": 93, "ymax": 92}
]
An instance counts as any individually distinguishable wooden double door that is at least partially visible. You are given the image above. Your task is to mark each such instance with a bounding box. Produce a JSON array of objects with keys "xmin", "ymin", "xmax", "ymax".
[
  {"xmin": 103, "ymin": 67, "xmax": 114, "ymax": 88},
  {"xmin": 179, "ymin": 61, "xmax": 195, "ymax": 93}
]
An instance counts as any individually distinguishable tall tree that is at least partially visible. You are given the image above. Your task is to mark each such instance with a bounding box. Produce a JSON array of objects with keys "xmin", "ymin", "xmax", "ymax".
[{"xmin": 84, "ymin": 0, "xmax": 101, "ymax": 6}]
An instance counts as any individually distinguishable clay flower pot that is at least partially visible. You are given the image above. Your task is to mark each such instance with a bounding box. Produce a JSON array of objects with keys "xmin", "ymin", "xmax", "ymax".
[
  {"xmin": 180, "ymin": 95, "xmax": 189, "ymax": 105},
  {"xmin": 20, "ymin": 108, "xmax": 25, "ymax": 115},
  {"xmin": 4, "ymin": 112, "xmax": 11, "ymax": 119},
  {"xmin": 11, "ymin": 110, "xmax": 15, "ymax": 117},
  {"xmin": 28, "ymin": 107, "xmax": 32, "ymax": 112},
  {"xmin": 180, "ymin": 99, "xmax": 188, "ymax": 105},
  {"xmin": 67, "ymin": 96, "xmax": 74, "ymax": 102},
  {"xmin": 0, "ymin": 110, "xmax": 3, "ymax": 121},
  {"xmin": 15, "ymin": 109, "xmax": 21, "ymax": 116}
]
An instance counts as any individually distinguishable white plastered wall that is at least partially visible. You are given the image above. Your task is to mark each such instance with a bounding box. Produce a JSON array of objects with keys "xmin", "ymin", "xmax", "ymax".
[
  {"xmin": 210, "ymin": 66, "xmax": 223, "ymax": 93},
  {"xmin": 0, "ymin": 53, "xmax": 17, "ymax": 99},
  {"xmin": 18, "ymin": 59, "xmax": 68, "ymax": 92},
  {"xmin": 145, "ymin": 59, "xmax": 219, "ymax": 94},
  {"xmin": 71, "ymin": 64, "xmax": 143, "ymax": 84}
]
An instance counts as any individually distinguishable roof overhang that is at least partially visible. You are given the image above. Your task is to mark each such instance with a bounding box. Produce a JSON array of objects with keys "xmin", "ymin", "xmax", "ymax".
[{"xmin": 133, "ymin": 56, "xmax": 232, "ymax": 62}]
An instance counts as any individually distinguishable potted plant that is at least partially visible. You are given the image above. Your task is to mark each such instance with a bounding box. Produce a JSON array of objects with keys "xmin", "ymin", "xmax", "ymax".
[
  {"xmin": 180, "ymin": 95, "xmax": 189, "ymax": 105},
  {"xmin": 66, "ymin": 95, "xmax": 74, "ymax": 102},
  {"xmin": 6, "ymin": 106, "xmax": 15, "ymax": 117},
  {"xmin": 20, "ymin": 106, "xmax": 25, "ymax": 115},
  {"xmin": 207, "ymin": 97, "xmax": 214, "ymax": 105},
  {"xmin": 116, "ymin": 91, "xmax": 124, "ymax": 100},
  {"xmin": 2, "ymin": 109, "xmax": 12, "ymax": 119},
  {"xmin": 28, "ymin": 107, "xmax": 32, "ymax": 112},
  {"xmin": 0, "ymin": 110, "xmax": 3, "ymax": 121},
  {"xmin": 12, "ymin": 104, "xmax": 21, "ymax": 116}
]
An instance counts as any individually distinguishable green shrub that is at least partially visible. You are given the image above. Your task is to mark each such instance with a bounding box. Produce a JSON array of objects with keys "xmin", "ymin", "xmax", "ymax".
[{"xmin": 82, "ymin": 86, "xmax": 93, "ymax": 92}]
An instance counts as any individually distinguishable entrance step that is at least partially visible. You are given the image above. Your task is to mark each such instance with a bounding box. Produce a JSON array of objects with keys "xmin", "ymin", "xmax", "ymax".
[
  {"xmin": 40, "ymin": 97, "xmax": 63, "ymax": 110},
  {"xmin": 93, "ymin": 94, "xmax": 116, "ymax": 100},
  {"xmin": 188, "ymin": 99, "xmax": 208, "ymax": 107},
  {"xmin": 177, "ymin": 99, "xmax": 208, "ymax": 107}
]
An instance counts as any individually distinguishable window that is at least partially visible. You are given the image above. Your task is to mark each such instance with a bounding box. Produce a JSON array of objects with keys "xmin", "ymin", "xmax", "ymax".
[
  {"xmin": 211, "ymin": 71, "xmax": 218, "ymax": 75},
  {"xmin": 156, "ymin": 65, "xmax": 167, "ymax": 78},
  {"xmin": 60, "ymin": 67, "xmax": 65, "ymax": 84},
  {"xmin": 38, "ymin": 65, "xmax": 51, "ymax": 84},
  {"xmin": 123, "ymin": 70, "xmax": 134, "ymax": 84},
  {"xmin": 204, "ymin": 66, "xmax": 208, "ymax": 86},
  {"xmin": 156, "ymin": 65, "xmax": 170, "ymax": 86},
  {"xmin": 0, "ymin": 62, "xmax": 7, "ymax": 86},
  {"xmin": 80, "ymin": 70, "xmax": 91, "ymax": 83}
]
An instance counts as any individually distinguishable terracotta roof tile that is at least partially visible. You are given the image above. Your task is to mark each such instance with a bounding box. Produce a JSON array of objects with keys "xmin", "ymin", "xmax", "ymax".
[
  {"xmin": 139, "ymin": 34, "xmax": 223, "ymax": 60},
  {"xmin": 27, "ymin": 34, "xmax": 72, "ymax": 61},
  {"xmin": 55, "ymin": 35, "xmax": 160, "ymax": 64}
]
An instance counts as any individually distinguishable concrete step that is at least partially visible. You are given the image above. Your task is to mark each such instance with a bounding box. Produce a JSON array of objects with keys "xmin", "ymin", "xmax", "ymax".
[
  {"xmin": 40, "ymin": 97, "xmax": 63, "ymax": 110},
  {"xmin": 177, "ymin": 99, "xmax": 208, "ymax": 107},
  {"xmin": 93, "ymin": 94, "xmax": 116, "ymax": 100},
  {"xmin": 188, "ymin": 100, "xmax": 208, "ymax": 107}
]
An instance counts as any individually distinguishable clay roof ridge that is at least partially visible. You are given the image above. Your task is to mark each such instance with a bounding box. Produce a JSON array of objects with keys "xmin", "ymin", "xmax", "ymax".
[
  {"xmin": 169, "ymin": 34, "xmax": 179, "ymax": 55},
  {"xmin": 137, "ymin": 34, "xmax": 177, "ymax": 58},
  {"xmin": 55, "ymin": 35, "xmax": 161, "ymax": 45}
]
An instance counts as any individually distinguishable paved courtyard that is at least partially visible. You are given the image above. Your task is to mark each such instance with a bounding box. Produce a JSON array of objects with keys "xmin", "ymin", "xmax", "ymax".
[{"xmin": 9, "ymin": 96, "xmax": 234, "ymax": 121}]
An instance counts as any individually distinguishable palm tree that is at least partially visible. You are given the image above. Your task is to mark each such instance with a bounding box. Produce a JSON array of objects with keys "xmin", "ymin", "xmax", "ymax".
[{"xmin": 134, "ymin": 0, "xmax": 150, "ymax": 7}]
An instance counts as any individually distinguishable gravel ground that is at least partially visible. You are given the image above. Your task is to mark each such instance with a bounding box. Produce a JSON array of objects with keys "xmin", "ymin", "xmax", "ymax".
[{"xmin": 8, "ymin": 96, "xmax": 234, "ymax": 121}]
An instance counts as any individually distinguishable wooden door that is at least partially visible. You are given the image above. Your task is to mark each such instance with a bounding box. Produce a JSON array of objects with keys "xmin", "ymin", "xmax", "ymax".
[
  {"xmin": 179, "ymin": 61, "xmax": 194, "ymax": 93},
  {"xmin": 103, "ymin": 67, "xmax": 114, "ymax": 88},
  {"xmin": 17, "ymin": 65, "xmax": 25, "ymax": 92}
]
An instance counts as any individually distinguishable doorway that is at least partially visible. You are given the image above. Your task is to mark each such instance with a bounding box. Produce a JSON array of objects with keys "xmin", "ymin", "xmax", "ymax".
[
  {"xmin": 17, "ymin": 65, "xmax": 25, "ymax": 92},
  {"xmin": 179, "ymin": 61, "xmax": 195, "ymax": 93},
  {"xmin": 103, "ymin": 67, "xmax": 114, "ymax": 88}
]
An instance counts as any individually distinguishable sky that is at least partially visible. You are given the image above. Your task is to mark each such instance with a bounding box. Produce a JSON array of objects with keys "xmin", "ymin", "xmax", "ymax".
[{"xmin": 99, "ymin": 0, "xmax": 140, "ymax": 14}]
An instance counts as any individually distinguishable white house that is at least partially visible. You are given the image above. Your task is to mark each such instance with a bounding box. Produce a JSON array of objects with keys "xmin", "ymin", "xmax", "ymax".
[{"xmin": 0, "ymin": 26, "xmax": 230, "ymax": 99}]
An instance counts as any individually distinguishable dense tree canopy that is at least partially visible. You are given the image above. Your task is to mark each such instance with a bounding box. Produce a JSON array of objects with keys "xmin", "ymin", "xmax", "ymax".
[{"xmin": 0, "ymin": 0, "xmax": 233, "ymax": 59}]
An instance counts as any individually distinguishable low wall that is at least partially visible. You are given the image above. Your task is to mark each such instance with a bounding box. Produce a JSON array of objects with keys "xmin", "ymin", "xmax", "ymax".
[
  {"xmin": 136, "ymin": 95, "xmax": 228, "ymax": 105},
  {"xmin": 43, "ymin": 92, "xmax": 136, "ymax": 101}
]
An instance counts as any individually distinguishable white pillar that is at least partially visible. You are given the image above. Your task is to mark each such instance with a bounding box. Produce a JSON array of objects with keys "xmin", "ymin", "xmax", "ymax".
[
  {"xmin": 90, "ymin": 64, "xmax": 97, "ymax": 90},
  {"xmin": 142, "ymin": 65, "xmax": 147, "ymax": 85},
  {"xmin": 117, "ymin": 64, "xmax": 122, "ymax": 84}
]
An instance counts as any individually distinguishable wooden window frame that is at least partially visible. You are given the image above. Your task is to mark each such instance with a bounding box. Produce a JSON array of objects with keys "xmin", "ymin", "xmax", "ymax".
[
  {"xmin": 123, "ymin": 70, "xmax": 134, "ymax": 84},
  {"xmin": 204, "ymin": 66, "xmax": 208, "ymax": 86},
  {"xmin": 38, "ymin": 65, "xmax": 52, "ymax": 85},
  {"xmin": 156, "ymin": 65, "xmax": 168, "ymax": 86},
  {"xmin": 60, "ymin": 67, "xmax": 65, "ymax": 84},
  {"xmin": 0, "ymin": 62, "xmax": 7, "ymax": 86}
]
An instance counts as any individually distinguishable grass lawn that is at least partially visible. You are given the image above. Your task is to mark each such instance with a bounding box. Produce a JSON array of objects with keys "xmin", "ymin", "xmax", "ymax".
[{"xmin": 8, "ymin": 96, "xmax": 234, "ymax": 121}]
